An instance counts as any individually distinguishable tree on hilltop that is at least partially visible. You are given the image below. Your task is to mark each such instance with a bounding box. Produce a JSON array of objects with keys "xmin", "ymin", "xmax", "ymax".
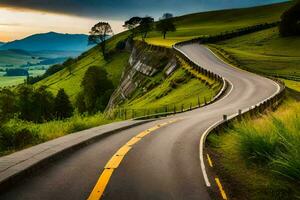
[
  {"xmin": 156, "ymin": 19, "xmax": 176, "ymax": 39},
  {"xmin": 279, "ymin": 1, "xmax": 300, "ymax": 37},
  {"xmin": 89, "ymin": 22, "xmax": 113, "ymax": 60}
]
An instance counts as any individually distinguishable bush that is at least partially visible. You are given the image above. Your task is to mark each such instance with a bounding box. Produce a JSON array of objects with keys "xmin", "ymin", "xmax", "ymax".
[
  {"xmin": 0, "ymin": 126, "xmax": 40, "ymax": 152},
  {"xmin": 279, "ymin": 1, "xmax": 300, "ymax": 37}
]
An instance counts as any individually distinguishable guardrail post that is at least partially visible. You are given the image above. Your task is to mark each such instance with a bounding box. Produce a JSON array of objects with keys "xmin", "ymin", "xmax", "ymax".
[
  {"xmin": 198, "ymin": 95, "xmax": 200, "ymax": 107},
  {"xmin": 223, "ymin": 114, "xmax": 227, "ymax": 121},
  {"xmin": 181, "ymin": 104, "xmax": 184, "ymax": 112},
  {"xmin": 173, "ymin": 105, "xmax": 176, "ymax": 114},
  {"xmin": 238, "ymin": 109, "xmax": 242, "ymax": 115}
]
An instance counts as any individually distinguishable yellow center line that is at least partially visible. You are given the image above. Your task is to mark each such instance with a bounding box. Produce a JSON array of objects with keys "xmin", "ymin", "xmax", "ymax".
[
  {"xmin": 215, "ymin": 177, "xmax": 228, "ymax": 200},
  {"xmin": 207, "ymin": 154, "xmax": 213, "ymax": 167},
  {"xmin": 87, "ymin": 118, "xmax": 182, "ymax": 200}
]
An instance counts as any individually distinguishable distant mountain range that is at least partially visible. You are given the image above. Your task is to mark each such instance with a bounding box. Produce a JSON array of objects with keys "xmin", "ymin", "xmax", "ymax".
[{"xmin": 0, "ymin": 32, "xmax": 90, "ymax": 52}]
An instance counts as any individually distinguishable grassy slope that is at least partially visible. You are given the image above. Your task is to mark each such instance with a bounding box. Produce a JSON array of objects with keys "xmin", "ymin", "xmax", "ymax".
[
  {"xmin": 210, "ymin": 27, "xmax": 300, "ymax": 79},
  {"xmin": 123, "ymin": 68, "xmax": 220, "ymax": 111},
  {"xmin": 143, "ymin": 1, "xmax": 291, "ymax": 47},
  {"xmin": 35, "ymin": 32, "xmax": 130, "ymax": 101},
  {"xmin": 208, "ymin": 90, "xmax": 300, "ymax": 199}
]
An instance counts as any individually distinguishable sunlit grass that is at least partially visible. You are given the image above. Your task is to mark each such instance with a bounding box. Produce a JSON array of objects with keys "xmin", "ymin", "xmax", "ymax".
[
  {"xmin": 143, "ymin": 2, "xmax": 291, "ymax": 46},
  {"xmin": 0, "ymin": 114, "xmax": 119, "ymax": 155},
  {"xmin": 212, "ymin": 28, "xmax": 300, "ymax": 79},
  {"xmin": 208, "ymin": 97, "xmax": 300, "ymax": 199},
  {"xmin": 122, "ymin": 67, "xmax": 220, "ymax": 111}
]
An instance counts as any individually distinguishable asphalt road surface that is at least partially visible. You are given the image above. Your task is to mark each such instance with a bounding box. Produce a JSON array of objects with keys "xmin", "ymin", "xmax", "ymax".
[{"xmin": 0, "ymin": 44, "xmax": 279, "ymax": 200}]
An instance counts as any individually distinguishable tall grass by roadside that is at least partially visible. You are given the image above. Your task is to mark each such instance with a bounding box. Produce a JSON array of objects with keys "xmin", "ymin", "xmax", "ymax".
[
  {"xmin": 233, "ymin": 104, "xmax": 300, "ymax": 182},
  {"xmin": 209, "ymin": 96, "xmax": 300, "ymax": 199},
  {"xmin": 0, "ymin": 114, "xmax": 117, "ymax": 156}
]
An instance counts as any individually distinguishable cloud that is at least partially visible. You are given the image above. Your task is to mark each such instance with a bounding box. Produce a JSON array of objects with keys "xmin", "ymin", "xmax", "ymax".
[
  {"xmin": 0, "ymin": 23, "xmax": 20, "ymax": 26},
  {"xmin": 0, "ymin": 0, "xmax": 287, "ymax": 20}
]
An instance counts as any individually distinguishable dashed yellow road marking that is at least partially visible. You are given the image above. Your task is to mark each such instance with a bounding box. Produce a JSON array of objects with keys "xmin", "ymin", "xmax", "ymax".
[
  {"xmin": 87, "ymin": 169, "xmax": 114, "ymax": 200},
  {"xmin": 215, "ymin": 177, "xmax": 228, "ymax": 200},
  {"xmin": 104, "ymin": 155, "xmax": 124, "ymax": 169},
  {"xmin": 207, "ymin": 154, "xmax": 213, "ymax": 167},
  {"xmin": 126, "ymin": 137, "xmax": 141, "ymax": 146},
  {"xmin": 115, "ymin": 145, "xmax": 131, "ymax": 156},
  {"xmin": 135, "ymin": 130, "xmax": 151, "ymax": 138},
  {"xmin": 87, "ymin": 118, "xmax": 182, "ymax": 200}
]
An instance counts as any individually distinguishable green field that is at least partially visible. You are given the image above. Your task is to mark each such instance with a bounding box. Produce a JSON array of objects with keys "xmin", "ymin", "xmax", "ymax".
[
  {"xmin": 35, "ymin": 32, "xmax": 130, "ymax": 101},
  {"xmin": 0, "ymin": 69, "xmax": 45, "ymax": 87},
  {"xmin": 210, "ymin": 27, "xmax": 300, "ymax": 80},
  {"xmin": 0, "ymin": 50, "xmax": 41, "ymax": 68},
  {"xmin": 142, "ymin": 1, "xmax": 291, "ymax": 47}
]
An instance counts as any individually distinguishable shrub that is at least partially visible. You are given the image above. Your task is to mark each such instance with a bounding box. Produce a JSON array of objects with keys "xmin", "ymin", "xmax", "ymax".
[{"xmin": 279, "ymin": 1, "xmax": 300, "ymax": 37}]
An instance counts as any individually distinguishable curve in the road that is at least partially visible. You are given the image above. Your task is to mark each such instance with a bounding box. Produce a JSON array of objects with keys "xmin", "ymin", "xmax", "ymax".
[{"xmin": 0, "ymin": 43, "xmax": 280, "ymax": 200}]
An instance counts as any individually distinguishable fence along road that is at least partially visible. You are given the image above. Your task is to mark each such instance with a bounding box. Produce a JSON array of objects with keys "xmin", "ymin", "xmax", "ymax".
[{"xmin": 0, "ymin": 43, "xmax": 280, "ymax": 200}]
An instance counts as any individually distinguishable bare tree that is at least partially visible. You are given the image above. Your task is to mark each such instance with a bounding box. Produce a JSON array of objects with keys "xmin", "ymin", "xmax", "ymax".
[{"xmin": 89, "ymin": 22, "xmax": 113, "ymax": 60}]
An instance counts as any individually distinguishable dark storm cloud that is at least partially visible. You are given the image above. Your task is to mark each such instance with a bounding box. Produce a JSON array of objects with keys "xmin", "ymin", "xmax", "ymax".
[{"xmin": 0, "ymin": 0, "xmax": 287, "ymax": 19}]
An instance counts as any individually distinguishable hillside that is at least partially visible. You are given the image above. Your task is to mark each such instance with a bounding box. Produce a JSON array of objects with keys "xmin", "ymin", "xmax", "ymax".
[
  {"xmin": 35, "ymin": 1, "xmax": 295, "ymax": 103},
  {"xmin": 209, "ymin": 27, "xmax": 300, "ymax": 80},
  {"xmin": 35, "ymin": 32, "xmax": 130, "ymax": 101},
  {"xmin": 1, "ymin": 32, "xmax": 90, "ymax": 52},
  {"xmin": 143, "ymin": 1, "xmax": 292, "ymax": 47}
]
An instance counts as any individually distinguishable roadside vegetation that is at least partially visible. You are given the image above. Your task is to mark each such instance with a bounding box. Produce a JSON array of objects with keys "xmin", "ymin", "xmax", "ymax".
[
  {"xmin": 206, "ymin": 2, "xmax": 300, "ymax": 199},
  {"xmin": 0, "ymin": 114, "xmax": 116, "ymax": 156},
  {"xmin": 208, "ymin": 89, "xmax": 300, "ymax": 199}
]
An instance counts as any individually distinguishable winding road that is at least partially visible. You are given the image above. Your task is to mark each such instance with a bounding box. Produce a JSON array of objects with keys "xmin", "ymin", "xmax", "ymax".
[{"xmin": 0, "ymin": 44, "xmax": 280, "ymax": 200}]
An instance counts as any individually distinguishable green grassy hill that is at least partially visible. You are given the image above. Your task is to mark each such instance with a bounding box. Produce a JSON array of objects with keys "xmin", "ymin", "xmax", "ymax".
[
  {"xmin": 209, "ymin": 27, "xmax": 300, "ymax": 80},
  {"xmin": 35, "ymin": 32, "xmax": 130, "ymax": 101},
  {"xmin": 122, "ymin": 68, "xmax": 220, "ymax": 112},
  {"xmin": 143, "ymin": 1, "xmax": 292, "ymax": 47}
]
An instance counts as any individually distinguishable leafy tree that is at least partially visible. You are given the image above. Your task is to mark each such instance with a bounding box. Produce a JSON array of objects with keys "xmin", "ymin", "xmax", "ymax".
[
  {"xmin": 89, "ymin": 22, "xmax": 113, "ymax": 60},
  {"xmin": 139, "ymin": 17, "xmax": 154, "ymax": 39},
  {"xmin": 156, "ymin": 19, "xmax": 176, "ymax": 39},
  {"xmin": 54, "ymin": 89, "xmax": 73, "ymax": 119},
  {"xmin": 0, "ymin": 89, "xmax": 17, "ymax": 122},
  {"xmin": 75, "ymin": 91, "xmax": 86, "ymax": 114},
  {"xmin": 16, "ymin": 85, "xmax": 35, "ymax": 121},
  {"xmin": 77, "ymin": 66, "xmax": 114, "ymax": 113},
  {"xmin": 279, "ymin": 1, "xmax": 300, "ymax": 37},
  {"xmin": 32, "ymin": 86, "xmax": 55, "ymax": 122},
  {"xmin": 123, "ymin": 17, "xmax": 142, "ymax": 37},
  {"xmin": 161, "ymin": 13, "xmax": 174, "ymax": 20}
]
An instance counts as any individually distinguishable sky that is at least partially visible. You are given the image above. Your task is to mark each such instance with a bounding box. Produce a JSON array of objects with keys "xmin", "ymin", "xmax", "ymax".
[{"xmin": 0, "ymin": 0, "xmax": 287, "ymax": 42}]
